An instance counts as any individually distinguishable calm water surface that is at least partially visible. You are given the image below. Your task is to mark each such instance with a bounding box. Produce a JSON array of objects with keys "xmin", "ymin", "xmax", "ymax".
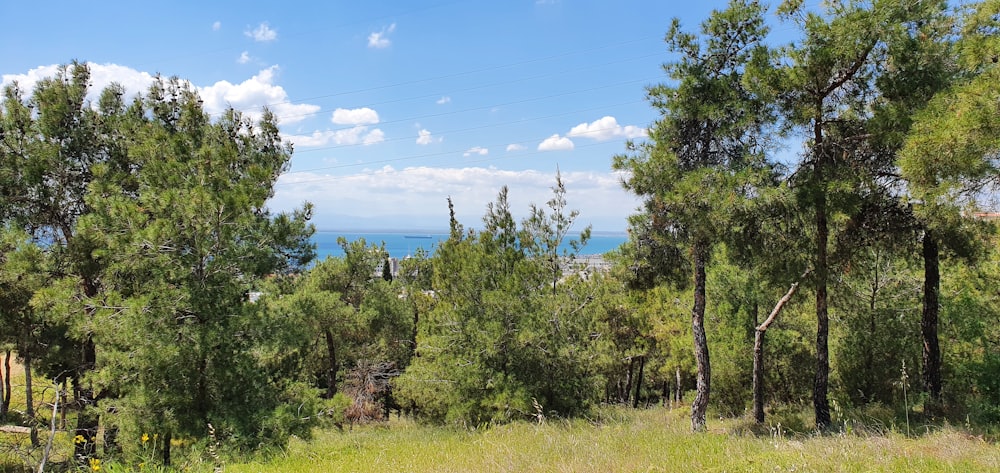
[{"xmin": 312, "ymin": 231, "xmax": 627, "ymax": 260}]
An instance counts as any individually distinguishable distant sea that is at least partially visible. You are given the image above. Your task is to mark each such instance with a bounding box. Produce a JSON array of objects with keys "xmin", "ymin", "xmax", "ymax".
[{"xmin": 312, "ymin": 230, "xmax": 628, "ymax": 260}]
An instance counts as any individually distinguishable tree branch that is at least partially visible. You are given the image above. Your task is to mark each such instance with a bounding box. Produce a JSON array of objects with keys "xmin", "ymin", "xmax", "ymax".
[
  {"xmin": 821, "ymin": 41, "xmax": 876, "ymax": 98},
  {"xmin": 756, "ymin": 269, "xmax": 812, "ymax": 332}
]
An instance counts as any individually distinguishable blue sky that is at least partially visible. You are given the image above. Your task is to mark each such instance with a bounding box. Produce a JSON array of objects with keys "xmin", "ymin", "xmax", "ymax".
[{"xmin": 2, "ymin": 1, "xmax": 753, "ymax": 232}]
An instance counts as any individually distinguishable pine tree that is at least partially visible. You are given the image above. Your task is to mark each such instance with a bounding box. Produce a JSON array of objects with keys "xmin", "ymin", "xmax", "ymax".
[{"xmin": 613, "ymin": 0, "xmax": 774, "ymax": 431}]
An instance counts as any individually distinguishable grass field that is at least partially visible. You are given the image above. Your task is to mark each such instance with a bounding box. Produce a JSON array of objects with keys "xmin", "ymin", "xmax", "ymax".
[
  {"xmin": 222, "ymin": 408, "xmax": 1000, "ymax": 473},
  {"xmin": 4, "ymin": 359, "xmax": 1000, "ymax": 473}
]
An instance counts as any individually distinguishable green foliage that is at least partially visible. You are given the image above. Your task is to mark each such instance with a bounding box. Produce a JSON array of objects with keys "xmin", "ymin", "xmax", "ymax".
[
  {"xmin": 638, "ymin": 285, "xmax": 694, "ymax": 387},
  {"xmin": 269, "ymin": 236, "xmax": 412, "ymax": 423},
  {"xmin": 4, "ymin": 3, "xmax": 1000, "ymax": 467},
  {"xmin": 0, "ymin": 228, "xmax": 48, "ymax": 353},
  {"xmin": 705, "ymin": 252, "xmax": 757, "ymax": 414},
  {"xmin": 613, "ymin": 0, "xmax": 776, "ymax": 281},
  {"xmin": 900, "ymin": 1, "xmax": 1000, "ymax": 200},
  {"xmin": 36, "ymin": 72, "xmax": 321, "ymax": 460},
  {"xmin": 937, "ymin": 249, "xmax": 1000, "ymax": 417},
  {"xmin": 397, "ymin": 183, "xmax": 597, "ymax": 425},
  {"xmin": 832, "ymin": 248, "xmax": 922, "ymax": 407},
  {"xmin": 760, "ymin": 0, "xmax": 962, "ymax": 429},
  {"xmin": 579, "ymin": 266, "xmax": 658, "ymax": 405},
  {"xmin": 704, "ymin": 247, "xmax": 815, "ymax": 415},
  {"xmin": 613, "ymin": 0, "xmax": 777, "ymax": 430}
]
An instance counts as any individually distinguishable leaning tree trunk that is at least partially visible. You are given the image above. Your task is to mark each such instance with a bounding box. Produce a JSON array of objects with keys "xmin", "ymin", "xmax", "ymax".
[
  {"xmin": 753, "ymin": 273, "xmax": 808, "ymax": 424},
  {"xmin": 922, "ymin": 231, "xmax": 942, "ymax": 408},
  {"xmin": 691, "ymin": 239, "xmax": 711, "ymax": 432}
]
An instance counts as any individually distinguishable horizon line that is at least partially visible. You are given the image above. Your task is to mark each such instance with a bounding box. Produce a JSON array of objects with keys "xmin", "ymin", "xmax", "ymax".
[{"xmin": 312, "ymin": 228, "xmax": 629, "ymax": 235}]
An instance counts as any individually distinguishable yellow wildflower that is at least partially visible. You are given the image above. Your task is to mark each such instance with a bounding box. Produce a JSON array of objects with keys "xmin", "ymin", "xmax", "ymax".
[
  {"xmin": 74, "ymin": 434, "xmax": 86, "ymax": 444},
  {"xmin": 142, "ymin": 433, "xmax": 149, "ymax": 443},
  {"xmin": 89, "ymin": 458, "xmax": 102, "ymax": 471}
]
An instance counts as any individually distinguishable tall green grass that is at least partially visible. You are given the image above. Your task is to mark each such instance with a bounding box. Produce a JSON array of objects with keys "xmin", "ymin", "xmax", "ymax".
[
  {"xmin": 5, "ymin": 377, "xmax": 1000, "ymax": 473},
  {"xmin": 226, "ymin": 408, "xmax": 999, "ymax": 473},
  {"xmin": 1, "ymin": 361, "xmax": 75, "ymax": 473}
]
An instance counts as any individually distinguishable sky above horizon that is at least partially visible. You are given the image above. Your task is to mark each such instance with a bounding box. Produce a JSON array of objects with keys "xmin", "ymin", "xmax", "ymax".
[{"xmin": 2, "ymin": 0, "xmax": 769, "ymax": 232}]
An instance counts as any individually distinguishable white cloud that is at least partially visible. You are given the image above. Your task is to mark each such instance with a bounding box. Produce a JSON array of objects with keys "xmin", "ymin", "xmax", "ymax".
[
  {"xmin": 436, "ymin": 96, "xmax": 451, "ymax": 105},
  {"xmin": 567, "ymin": 116, "xmax": 646, "ymax": 141},
  {"xmin": 506, "ymin": 144, "xmax": 526, "ymax": 152},
  {"xmin": 270, "ymin": 167, "xmax": 638, "ymax": 231},
  {"xmin": 281, "ymin": 130, "xmax": 340, "ymax": 147},
  {"xmin": 212, "ymin": 21, "xmax": 222, "ymax": 31},
  {"xmin": 538, "ymin": 134, "xmax": 574, "ymax": 151},
  {"xmin": 283, "ymin": 125, "xmax": 384, "ymax": 148},
  {"xmin": 2, "ymin": 63, "xmax": 321, "ymax": 127},
  {"xmin": 331, "ymin": 107, "xmax": 380, "ymax": 125},
  {"xmin": 237, "ymin": 51, "xmax": 251, "ymax": 64},
  {"xmin": 2, "ymin": 63, "xmax": 156, "ymax": 105},
  {"xmin": 2, "ymin": 63, "xmax": 310, "ymax": 124},
  {"xmin": 198, "ymin": 66, "xmax": 320, "ymax": 124},
  {"xmin": 363, "ymin": 128, "xmax": 385, "ymax": 145},
  {"xmin": 246, "ymin": 22, "xmax": 277, "ymax": 42},
  {"xmin": 463, "ymin": 146, "xmax": 488, "ymax": 157},
  {"xmin": 416, "ymin": 129, "xmax": 442, "ymax": 145},
  {"xmin": 368, "ymin": 23, "xmax": 396, "ymax": 49}
]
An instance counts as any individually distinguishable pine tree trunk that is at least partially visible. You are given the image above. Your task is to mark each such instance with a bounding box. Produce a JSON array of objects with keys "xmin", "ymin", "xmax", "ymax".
[
  {"xmin": 632, "ymin": 356, "xmax": 646, "ymax": 409},
  {"xmin": 662, "ymin": 380, "xmax": 669, "ymax": 407},
  {"xmin": 676, "ymin": 367, "xmax": 682, "ymax": 404},
  {"xmin": 74, "ymin": 338, "xmax": 98, "ymax": 459},
  {"xmin": 691, "ymin": 239, "xmax": 711, "ymax": 432},
  {"xmin": 752, "ymin": 329, "xmax": 766, "ymax": 423},
  {"xmin": 922, "ymin": 231, "xmax": 942, "ymax": 406},
  {"xmin": 624, "ymin": 357, "xmax": 635, "ymax": 404},
  {"xmin": 75, "ymin": 276, "xmax": 100, "ymax": 460},
  {"xmin": 163, "ymin": 432, "xmax": 172, "ymax": 466},
  {"xmin": 24, "ymin": 348, "xmax": 39, "ymax": 447},
  {"xmin": 0, "ymin": 349, "xmax": 9, "ymax": 421},
  {"xmin": 60, "ymin": 379, "xmax": 67, "ymax": 430},
  {"xmin": 813, "ymin": 118, "xmax": 831, "ymax": 431}
]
